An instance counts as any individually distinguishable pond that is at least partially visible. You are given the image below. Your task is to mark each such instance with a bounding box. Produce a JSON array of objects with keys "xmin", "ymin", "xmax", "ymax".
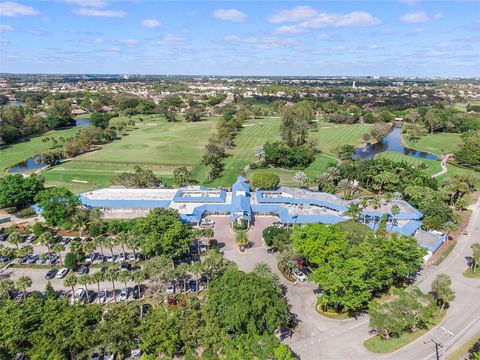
[
  {"xmin": 9, "ymin": 154, "xmax": 45, "ymax": 173},
  {"xmin": 75, "ymin": 117, "xmax": 90, "ymax": 126},
  {"xmin": 8, "ymin": 118, "xmax": 90, "ymax": 173},
  {"xmin": 352, "ymin": 126, "xmax": 438, "ymax": 160}
]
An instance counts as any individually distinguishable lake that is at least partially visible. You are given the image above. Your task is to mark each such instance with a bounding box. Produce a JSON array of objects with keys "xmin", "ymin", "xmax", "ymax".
[{"xmin": 353, "ymin": 126, "xmax": 438, "ymax": 160}]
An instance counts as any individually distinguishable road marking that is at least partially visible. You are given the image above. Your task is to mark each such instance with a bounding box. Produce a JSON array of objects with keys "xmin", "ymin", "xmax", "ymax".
[{"xmin": 348, "ymin": 319, "xmax": 369, "ymax": 330}]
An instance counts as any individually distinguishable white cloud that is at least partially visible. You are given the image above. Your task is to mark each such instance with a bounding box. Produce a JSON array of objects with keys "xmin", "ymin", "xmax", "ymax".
[
  {"xmin": 213, "ymin": 9, "xmax": 246, "ymax": 22},
  {"xmin": 272, "ymin": 25, "xmax": 306, "ymax": 35},
  {"xmin": 223, "ymin": 35, "xmax": 305, "ymax": 49},
  {"xmin": 433, "ymin": 12, "xmax": 443, "ymax": 19},
  {"xmin": 0, "ymin": 2, "xmax": 40, "ymax": 17},
  {"xmin": 316, "ymin": 33, "xmax": 333, "ymax": 41},
  {"xmin": 399, "ymin": 11, "xmax": 429, "ymax": 23},
  {"xmin": 25, "ymin": 28, "xmax": 48, "ymax": 35},
  {"xmin": 64, "ymin": 0, "xmax": 107, "ymax": 7},
  {"xmin": 411, "ymin": 27, "xmax": 425, "ymax": 33},
  {"xmin": 118, "ymin": 39, "xmax": 139, "ymax": 48},
  {"xmin": 107, "ymin": 47, "xmax": 121, "ymax": 52},
  {"xmin": 268, "ymin": 6, "xmax": 381, "ymax": 28},
  {"xmin": 381, "ymin": 28, "xmax": 394, "ymax": 34},
  {"xmin": 73, "ymin": 8, "xmax": 127, "ymax": 17},
  {"xmin": 268, "ymin": 6, "xmax": 318, "ymax": 23},
  {"xmin": 80, "ymin": 38, "xmax": 105, "ymax": 45},
  {"xmin": 152, "ymin": 34, "xmax": 185, "ymax": 45},
  {"xmin": 0, "ymin": 24, "xmax": 15, "ymax": 31},
  {"xmin": 366, "ymin": 44, "xmax": 380, "ymax": 49},
  {"xmin": 141, "ymin": 19, "xmax": 161, "ymax": 28}
]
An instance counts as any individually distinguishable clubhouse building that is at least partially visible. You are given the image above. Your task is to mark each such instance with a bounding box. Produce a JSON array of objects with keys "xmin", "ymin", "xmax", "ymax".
[{"xmin": 79, "ymin": 176, "xmax": 446, "ymax": 258}]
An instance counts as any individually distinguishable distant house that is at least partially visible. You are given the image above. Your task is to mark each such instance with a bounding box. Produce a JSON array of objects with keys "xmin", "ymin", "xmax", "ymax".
[
  {"xmin": 72, "ymin": 108, "xmax": 88, "ymax": 115},
  {"xmin": 99, "ymin": 105, "xmax": 113, "ymax": 112}
]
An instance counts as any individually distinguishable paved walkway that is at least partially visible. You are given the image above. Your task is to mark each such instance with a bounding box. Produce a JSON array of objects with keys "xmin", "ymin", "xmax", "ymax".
[{"xmin": 432, "ymin": 154, "xmax": 453, "ymax": 178}]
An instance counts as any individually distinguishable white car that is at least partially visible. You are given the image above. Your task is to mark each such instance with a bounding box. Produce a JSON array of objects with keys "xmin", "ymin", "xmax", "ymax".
[
  {"xmin": 98, "ymin": 289, "xmax": 107, "ymax": 304},
  {"xmin": 293, "ymin": 269, "xmax": 307, "ymax": 282},
  {"xmin": 56, "ymin": 268, "xmax": 69, "ymax": 279},
  {"xmin": 72, "ymin": 288, "xmax": 86, "ymax": 304},
  {"xmin": 166, "ymin": 283, "xmax": 175, "ymax": 294},
  {"xmin": 127, "ymin": 253, "xmax": 136, "ymax": 262},
  {"xmin": 119, "ymin": 288, "xmax": 129, "ymax": 301}
]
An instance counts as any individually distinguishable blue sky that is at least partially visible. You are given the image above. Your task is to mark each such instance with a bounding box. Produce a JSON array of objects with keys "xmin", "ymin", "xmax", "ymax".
[{"xmin": 0, "ymin": 1, "xmax": 479, "ymax": 76}]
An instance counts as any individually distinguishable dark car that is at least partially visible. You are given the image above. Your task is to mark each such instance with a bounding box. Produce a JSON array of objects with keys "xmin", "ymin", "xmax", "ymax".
[
  {"xmin": 120, "ymin": 262, "xmax": 131, "ymax": 271},
  {"xmin": 141, "ymin": 303, "xmax": 152, "ymax": 317},
  {"xmin": 267, "ymin": 247, "xmax": 277, "ymax": 254},
  {"xmin": 0, "ymin": 233, "xmax": 8, "ymax": 241},
  {"xmin": 189, "ymin": 279, "xmax": 197, "ymax": 292},
  {"xmin": 77, "ymin": 265, "xmax": 89, "ymax": 275},
  {"xmin": 132, "ymin": 285, "xmax": 142, "ymax": 299},
  {"xmin": 45, "ymin": 269, "xmax": 58, "ymax": 280}
]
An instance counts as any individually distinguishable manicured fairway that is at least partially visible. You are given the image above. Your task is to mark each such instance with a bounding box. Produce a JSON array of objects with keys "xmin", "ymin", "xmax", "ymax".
[
  {"xmin": 249, "ymin": 155, "xmax": 334, "ymax": 187},
  {"xmin": 309, "ymin": 123, "xmax": 373, "ymax": 155},
  {"xmin": 79, "ymin": 116, "xmax": 216, "ymax": 166},
  {"xmin": 376, "ymin": 151, "xmax": 479, "ymax": 188},
  {"xmin": 209, "ymin": 118, "xmax": 282, "ymax": 186},
  {"xmin": 403, "ymin": 133, "xmax": 463, "ymax": 155},
  {"xmin": 0, "ymin": 127, "xmax": 80, "ymax": 171}
]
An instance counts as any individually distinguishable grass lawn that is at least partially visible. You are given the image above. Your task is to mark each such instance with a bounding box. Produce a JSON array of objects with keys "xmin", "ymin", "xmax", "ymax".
[
  {"xmin": 404, "ymin": 133, "xmax": 463, "ymax": 155},
  {"xmin": 446, "ymin": 330, "xmax": 480, "ymax": 360},
  {"xmin": 248, "ymin": 155, "xmax": 334, "ymax": 187},
  {"xmin": 208, "ymin": 118, "xmax": 282, "ymax": 187},
  {"xmin": 42, "ymin": 115, "xmax": 216, "ymax": 192},
  {"xmin": 433, "ymin": 242, "xmax": 456, "ymax": 266},
  {"xmin": 463, "ymin": 267, "xmax": 480, "ymax": 278},
  {"xmin": 364, "ymin": 309, "xmax": 447, "ymax": 353},
  {"xmin": 310, "ymin": 123, "xmax": 373, "ymax": 155},
  {"xmin": 376, "ymin": 151, "xmax": 480, "ymax": 187},
  {"xmin": 0, "ymin": 126, "xmax": 81, "ymax": 171}
]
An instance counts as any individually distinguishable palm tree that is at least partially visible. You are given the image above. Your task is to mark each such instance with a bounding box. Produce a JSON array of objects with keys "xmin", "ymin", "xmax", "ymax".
[
  {"xmin": 345, "ymin": 202, "xmax": 361, "ymax": 221},
  {"xmin": 277, "ymin": 249, "xmax": 298, "ymax": 275},
  {"xmin": 253, "ymin": 262, "xmax": 272, "ymax": 278},
  {"xmin": 235, "ymin": 231, "xmax": 249, "ymax": 250},
  {"xmin": 16, "ymin": 276, "xmax": 32, "ymax": 301},
  {"xmin": 91, "ymin": 271, "xmax": 104, "ymax": 302},
  {"xmin": 324, "ymin": 166, "xmax": 341, "ymax": 183},
  {"xmin": 337, "ymin": 179, "xmax": 352, "ymax": 198},
  {"xmin": 72, "ymin": 208, "xmax": 90, "ymax": 238},
  {"xmin": 126, "ymin": 233, "xmax": 141, "ymax": 262},
  {"xmin": 118, "ymin": 270, "xmax": 130, "ymax": 293},
  {"xmin": 38, "ymin": 232, "xmax": 54, "ymax": 259},
  {"xmin": 104, "ymin": 236, "xmax": 117, "ymax": 259},
  {"xmin": 391, "ymin": 204, "xmax": 401, "ymax": 224},
  {"xmin": 116, "ymin": 232, "xmax": 128, "ymax": 259},
  {"xmin": 105, "ymin": 268, "xmax": 119, "ymax": 303},
  {"xmin": 176, "ymin": 262, "xmax": 190, "ymax": 294},
  {"xmin": 51, "ymin": 243, "xmax": 65, "ymax": 266},
  {"xmin": 131, "ymin": 270, "xmax": 145, "ymax": 299},
  {"xmin": 78, "ymin": 275, "xmax": 91, "ymax": 303},
  {"xmin": 471, "ymin": 244, "xmax": 480, "ymax": 272},
  {"xmin": 8, "ymin": 231, "xmax": 22, "ymax": 250},
  {"xmin": 94, "ymin": 236, "xmax": 106, "ymax": 258},
  {"xmin": 15, "ymin": 245, "xmax": 33, "ymax": 261},
  {"xmin": 190, "ymin": 262, "xmax": 203, "ymax": 293},
  {"xmin": 0, "ymin": 279, "xmax": 15, "ymax": 300},
  {"xmin": 64, "ymin": 274, "xmax": 77, "ymax": 301}
]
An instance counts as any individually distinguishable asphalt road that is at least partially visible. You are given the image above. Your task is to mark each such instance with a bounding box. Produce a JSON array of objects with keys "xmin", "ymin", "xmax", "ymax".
[{"xmin": 226, "ymin": 198, "xmax": 480, "ymax": 360}]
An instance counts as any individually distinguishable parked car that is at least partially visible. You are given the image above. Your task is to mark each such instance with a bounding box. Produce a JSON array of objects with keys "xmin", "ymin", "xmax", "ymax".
[
  {"xmin": 119, "ymin": 288, "xmax": 129, "ymax": 301},
  {"xmin": 25, "ymin": 255, "xmax": 39, "ymax": 264},
  {"xmin": 463, "ymin": 231, "xmax": 469, "ymax": 235},
  {"xmin": 0, "ymin": 255, "xmax": 11, "ymax": 263},
  {"xmin": 94, "ymin": 254, "xmax": 104, "ymax": 264},
  {"xmin": 292, "ymin": 269, "xmax": 307, "ymax": 282},
  {"xmin": 133, "ymin": 285, "xmax": 142, "ymax": 299},
  {"xmin": 141, "ymin": 303, "xmax": 152, "ymax": 317},
  {"xmin": 117, "ymin": 253, "xmax": 128, "ymax": 262},
  {"xmin": 56, "ymin": 268, "xmax": 69, "ymax": 279},
  {"xmin": 189, "ymin": 279, "xmax": 197, "ymax": 292},
  {"xmin": 35, "ymin": 258, "xmax": 45, "ymax": 265},
  {"xmin": 199, "ymin": 242, "xmax": 208, "ymax": 253},
  {"xmin": 58, "ymin": 237, "xmax": 71, "ymax": 246},
  {"xmin": 84, "ymin": 253, "xmax": 96, "ymax": 264},
  {"xmin": 98, "ymin": 289, "xmax": 108, "ymax": 304},
  {"xmin": 72, "ymin": 288, "xmax": 86, "ymax": 304},
  {"xmin": 200, "ymin": 218, "xmax": 215, "ymax": 228},
  {"xmin": 267, "ymin": 247, "xmax": 277, "ymax": 254},
  {"xmin": 90, "ymin": 353, "xmax": 102, "ymax": 360},
  {"xmin": 17, "ymin": 256, "xmax": 28, "ymax": 264},
  {"xmin": 0, "ymin": 233, "xmax": 8, "ymax": 241},
  {"xmin": 105, "ymin": 256, "xmax": 114, "ymax": 263},
  {"xmin": 166, "ymin": 282, "xmax": 175, "ymax": 294},
  {"xmin": 77, "ymin": 265, "xmax": 89, "ymax": 275},
  {"xmin": 272, "ymin": 222, "xmax": 285, "ymax": 228},
  {"xmin": 130, "ymin": 339, "xmax": 141, "ymax": 358},
  {"xmin": 127, "ymin": 253, "xmax": 137, "ymax": 262},
  {"xmin": 100, "ymin": 266, "xmax": 108, "ymax": 273},
  {"xmin": 45, "ymin": 253, "xmax": 58, "ymax": 265},
  {"xmin": 45, "ymin": 269, "xmax": 58, "ymax": 280},
  {"xmin": 120, "ymin": 262, "xmax": 131, "ymax": 271},
  {"xmin": 25, "ymin": 235, "xmax": 36, "ymax": 243}
]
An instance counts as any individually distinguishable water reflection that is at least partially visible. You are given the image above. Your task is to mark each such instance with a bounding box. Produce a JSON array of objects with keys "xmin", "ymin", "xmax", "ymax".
[{"xmin": 353, "ymin": 126, "xmax": 437, "ymax": 160}]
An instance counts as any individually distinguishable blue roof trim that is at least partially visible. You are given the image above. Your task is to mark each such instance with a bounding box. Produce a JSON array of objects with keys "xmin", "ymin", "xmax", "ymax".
[
  {"xmin": 418, "ymin": 234, "xmax": 447, "ymax": 253},
  {"xmin": 251, "ymin": 204, "xmax": 346, "ymax": 225},
  {"xmin": 387, "ymin": 220, "xmax": 423, "ymax": 236}
]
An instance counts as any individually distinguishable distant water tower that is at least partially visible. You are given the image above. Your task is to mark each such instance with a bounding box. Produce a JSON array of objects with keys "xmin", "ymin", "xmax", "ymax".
[{"xmin": 352, "ymin": 80, "xmax": 356, "ymax": 89}]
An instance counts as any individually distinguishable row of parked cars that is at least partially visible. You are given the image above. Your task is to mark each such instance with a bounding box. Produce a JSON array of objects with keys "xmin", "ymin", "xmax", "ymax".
[
  {"xmin": 71, "ymin": 285, "xmax": 144, "ymax": 304},
  {"xmin": 85, "ymin": 252, "xmax": 139, "ymax": 265},
  {"xmin": 18, "ymin": 252, "xmax": 59, "ymax": 265}
]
